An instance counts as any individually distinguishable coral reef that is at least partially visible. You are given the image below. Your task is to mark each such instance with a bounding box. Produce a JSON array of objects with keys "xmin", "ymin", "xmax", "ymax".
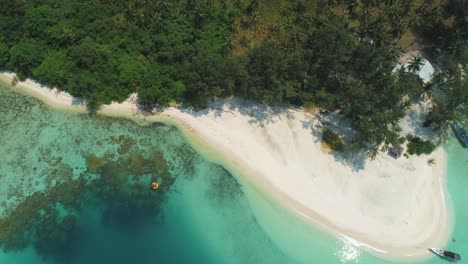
[
  {"xmin": 86, "ymin": 154, "xmax": 108, "ymax": 173},
  {"xmin": 0, "ymin": 143, "xmax": 178, "ymax": 260},
  {"xmin": 0, "ymin": 88, "xmax": 224, "ymax": 261}
]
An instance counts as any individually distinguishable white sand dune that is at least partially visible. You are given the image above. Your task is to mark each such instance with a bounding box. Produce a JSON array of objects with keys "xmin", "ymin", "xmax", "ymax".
[{"xmin": 0, "ymin": 73, "xmax": 451, "ymax": 261}]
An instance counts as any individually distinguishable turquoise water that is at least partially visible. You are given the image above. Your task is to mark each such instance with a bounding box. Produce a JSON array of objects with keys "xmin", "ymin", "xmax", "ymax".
[{"xmin": 0, "ymin": 84, "xmax": 467, "ymax": 264}]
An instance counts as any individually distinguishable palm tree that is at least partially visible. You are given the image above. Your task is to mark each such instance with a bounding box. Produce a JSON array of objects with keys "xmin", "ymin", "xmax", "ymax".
[
  {"xmin": 157, "ymin": 0, "xmax": 170, "ymax": 12},
  {"xmin": 290, "ymin": 28, "xmax": 301, "ymax": 50},
  {"xmin": 279, "ymin": 41, "xmax": 293, "ymax": 55},
  {"xmin": 194, "ymin": 6, "xmax": 208, "ymax": 26},
  {"xmin": 384, "ymin": 0, "xmax": 397, "ymax": 6},
  {"xmin": 345, "ymin": 0, "xmax": 357, "ymax": 12},
  {"xmin": 327, "ymin": 0, "xmax": 339, "ymax": 6},
  {"xmin": 152, "ymin": 12, "xmax": 164, "ymax": 32},
  {"xmin": 362, "ymin": 0, "xmax": 379, "ymax": 8},
  {"xmin": 223, "ymin": 36, "xmax": 235, "ymax": 56},
  {"xmin": 385, "ymin": 4, "xmax": 402, "ymax": 21},
  {"xmin": 416, "ymin": 0, "xmax": 436, "ymax": 13},
  {"xmin": 385, "ymin": 45, "xmax": 403, "ymax": 61},
  {"xmin": 250, "ymin": 10, "xmax": 260, "ymax": 36},
  {"xmin": 299, "ymin": 14, "xmax": 314, "ymax": 31},
  {"xmin": 233, "ymin": 0, "xmax": 243, "ymax": 11},
  {"xmin": 251, "ymin": 0, "xmax": 262, "ymax": 10},
  {"xmin": 206, "ymin": 0, "xmax": 214, "ymax": 9},
  {"xmin": 247, "ymin": 0, "xmax": 262, "ymax": 16},
  {"xmin": 186, "ymin": 0, "xmax": 197, "ymax": 9},
  {"xmin": 279, "ymin": 2, "xmax": 288, "ymax": 25},
  {"xmin": 407, "ymin": 55, "xmax": 424, "ymax": 73}
]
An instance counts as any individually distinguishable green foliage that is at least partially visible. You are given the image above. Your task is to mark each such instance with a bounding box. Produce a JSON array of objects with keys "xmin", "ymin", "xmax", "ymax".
[
  {"xmin": 139, "ymin": 67, "xmax": 185, "ymax": 107},
  {"xmin": 246, "ymin": 42, "xmax": 283, "ymax": 104},
  {"xmin": 0, "ymin": 0, "xmax": 465, "ymax": 155},
  {"xmin": 322, "ymin": 129, "xmax": 344, "ymax": 151},
  {"xmin": 406, "ymin": 135, "xmax": 436, "ymax": 155},
  {"xmin": 32, "ymin": 51, "xmax": 72, "ymax": 87},
  {"xmin": 1, "ymin": 0, "xmax": 234, "ymax": 106},
  {"xmin": 8, "ymin": 41, "xmax": 44, "ymax": 80},
  {"xmin": 70, "ymin": 37, "xmax": 107, "ymax": 69},
  {"xmin": 116, "ymin": 54, "xmax": 148, "ymax": 90},
  {"xmin": 427, "ymin": 158, "xmax": 436, "ymax": 165},
  {"xmin": 24, "ymin": 5, "xmax": 61, "ymax": 38},
  {"xmin": 429, "ymin": 57, "xmax": 468, "ymax": 130},
  {"xmin": 0, "ymin": 42, "xmax": 9, "ymax": 69}
]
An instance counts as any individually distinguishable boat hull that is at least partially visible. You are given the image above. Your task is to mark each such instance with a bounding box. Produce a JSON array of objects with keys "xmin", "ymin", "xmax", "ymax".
[
  {"xmin": 452, "ymin": 123, "xmax": 468, "ymax": 148},
  {"xmin": 429, "ymin": 248, "xmax": 461, "ymax": 261}
]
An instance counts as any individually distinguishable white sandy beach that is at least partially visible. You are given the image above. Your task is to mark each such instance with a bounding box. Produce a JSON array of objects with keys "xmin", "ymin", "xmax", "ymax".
[{"xmin": 0, "ymin": 73, "xmax": 451, "ymax": 261}]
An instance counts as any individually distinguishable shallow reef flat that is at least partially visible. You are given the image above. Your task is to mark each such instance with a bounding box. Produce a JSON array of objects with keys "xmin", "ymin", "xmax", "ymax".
[{"xmin": 0, "ymin": 87, "xmax": 295, "ymax": 264}]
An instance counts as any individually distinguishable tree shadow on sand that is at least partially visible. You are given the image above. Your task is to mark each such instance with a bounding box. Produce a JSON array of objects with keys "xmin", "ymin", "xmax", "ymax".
[
  {"xmin": 405, "ymin": 98, "xmax": 439, "ymax": 142},
  {"xmin": 141, "ymin": 98, "xmax": 291, "ymax": 126},
  {"xmin": 140, "ymin": 98, "xmax": 366, "ymax": 172},
  {"xmin": 300, "ymin": 113, "xmax": 366, "ymax": 172}
]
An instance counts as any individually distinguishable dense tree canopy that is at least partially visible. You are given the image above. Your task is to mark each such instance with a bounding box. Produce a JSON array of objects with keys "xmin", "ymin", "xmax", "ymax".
[{"xmin": 0, "ymin": 0, "xmax": 466, "ymax": 154}]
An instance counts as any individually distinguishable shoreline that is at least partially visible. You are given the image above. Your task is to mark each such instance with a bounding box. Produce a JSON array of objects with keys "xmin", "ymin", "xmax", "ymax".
[{"xmin": 0, "ymin": 73, "xmax": 452, "ymax": 262}]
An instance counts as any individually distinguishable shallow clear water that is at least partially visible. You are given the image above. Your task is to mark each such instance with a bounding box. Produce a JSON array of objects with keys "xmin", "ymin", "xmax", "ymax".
[{"xmin": 0, "ymin": 84, "xmax": 467, "ymax": 264}]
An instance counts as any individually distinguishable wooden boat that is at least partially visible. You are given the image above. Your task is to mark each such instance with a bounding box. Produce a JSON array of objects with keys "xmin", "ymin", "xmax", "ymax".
[
  {"xmin": 452, "ymin": 123, "xmax": 468, "ymax": 148},
  {"xmin": 429, "ymin": 248, "xmax": 461, "ymax": 261}
]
